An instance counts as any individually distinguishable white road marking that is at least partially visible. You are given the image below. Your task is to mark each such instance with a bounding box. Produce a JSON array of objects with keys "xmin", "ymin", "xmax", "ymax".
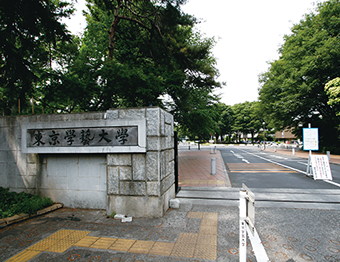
[
  {"xmin": 325, "ymin": 180, "xmax": 340, "ymax": 187},
  {"xmin": 298, "ymin": 162, "xmax": 308, "ymax": 166},
  {"xmin": 242, "ymin": 159, "xmax": 250, "ymax": 164},
  {"xmin": 272, "ymin": 156, "xmax": 288, "ymax": 160},
  {"xmin": 239, "ymin": 149, "xmax": 340, "ymax": 188}
]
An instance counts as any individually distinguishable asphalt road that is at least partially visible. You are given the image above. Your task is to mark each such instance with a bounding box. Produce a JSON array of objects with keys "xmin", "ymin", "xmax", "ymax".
[{"xmin": 220, "ymin": 146, "xmax": 340, "ymax": 190}]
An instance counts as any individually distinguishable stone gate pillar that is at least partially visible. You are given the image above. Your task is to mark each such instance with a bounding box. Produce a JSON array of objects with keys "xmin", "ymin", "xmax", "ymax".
[{"xmin": 106, "ymin": 107, "xmax": 175, "ymax": 218}]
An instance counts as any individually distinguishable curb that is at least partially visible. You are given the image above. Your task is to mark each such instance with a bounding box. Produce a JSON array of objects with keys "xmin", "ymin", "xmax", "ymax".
[
  {"xmin": 218, "ymin": 149, "xmax": 232, "ymax": 187},
  {"xmin": 0, "ymin": 203, "xmax": 63, "ymax": 228}
]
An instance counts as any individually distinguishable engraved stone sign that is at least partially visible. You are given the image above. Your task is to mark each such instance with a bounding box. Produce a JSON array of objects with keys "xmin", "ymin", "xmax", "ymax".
[{"xmin": 22, "ymin": 119, "xmax": 146, "ymax": 153}]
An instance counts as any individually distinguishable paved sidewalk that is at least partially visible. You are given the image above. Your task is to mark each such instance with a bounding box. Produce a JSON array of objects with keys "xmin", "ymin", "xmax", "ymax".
[
  {"xmin": 1, "ymin": 148, "xmax": 340, "ymax": 262},
  {"xmin": 178, "ymin": 149, "xmax": 230, "ymax": 187}
]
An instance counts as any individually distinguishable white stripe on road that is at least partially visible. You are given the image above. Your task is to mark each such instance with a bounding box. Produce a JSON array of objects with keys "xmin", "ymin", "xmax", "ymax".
[
  {"xmin": 239, "ymin": 149, "xmax": 340, "ymax": 188},
  {"xmin": 242, "ymin": 159, "xmax": 250, "ymax": 164},
  {"xmin": 325, "ymin": 180, "xmax": 340, "ymax": 187}
]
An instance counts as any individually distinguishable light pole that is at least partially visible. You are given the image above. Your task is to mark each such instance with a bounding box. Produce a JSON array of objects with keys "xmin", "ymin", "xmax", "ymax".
[{"xmin": 263, "ymin": 121, "xmax": 266, "ymax": 150}]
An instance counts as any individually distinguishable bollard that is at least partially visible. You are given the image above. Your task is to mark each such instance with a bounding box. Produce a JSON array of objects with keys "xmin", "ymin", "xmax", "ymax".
[
  {"xmin": 211, "ymin": 146, "xmax": 217, "ymax": 154},
  {"xmin": 211, "ymin": 158, "xmax": 216, "ymax": 175},
  {"xmin": 327, "ymin": 151, "xmax": 331, "ymax": 161},
  {"xmin": 292, "ymin": 148, "xmax": 295, "ymax": 156},
  {"xmin": 274, "ymin": 146, "xmax": 277, "ymax": 152}
]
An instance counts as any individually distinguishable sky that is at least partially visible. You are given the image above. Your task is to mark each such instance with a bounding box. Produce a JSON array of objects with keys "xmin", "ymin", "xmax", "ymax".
[{"xmin": 65, "ymin": 0, "xmax": 323, "ymax": 106}]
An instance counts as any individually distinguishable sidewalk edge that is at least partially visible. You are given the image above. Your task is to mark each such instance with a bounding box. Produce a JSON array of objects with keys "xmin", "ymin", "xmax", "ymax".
[
  {"xmin": 0, "ymin": 203, "xmax": 63, "ymax": 229},
  {"xmin": 218, "ymin": 150, "xmax": 232, "ymax": 187}
]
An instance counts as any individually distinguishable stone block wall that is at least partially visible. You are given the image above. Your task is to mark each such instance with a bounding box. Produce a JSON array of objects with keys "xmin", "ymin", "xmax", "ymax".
[
  {"xmin": 0, "ymin": 112, "xmax": 107, "ymax": 209},
  {"xmin": 106, "ymin": 107, "xmax": 175, "ymax": 218},
  {"xmin": 0, "ymin": 107, "xmax": 175, "ymax": 217}
]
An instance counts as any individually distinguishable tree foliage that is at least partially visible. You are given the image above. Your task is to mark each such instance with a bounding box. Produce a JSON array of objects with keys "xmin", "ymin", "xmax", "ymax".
[
  {"xmin": 0, "ymin": 0, "xmax": 222, "ymax": 138},
  {"xmin": 325, "ymin": 77, "xmax": 340, "ymax": 116},
  {"xmin": 231, "ymin": 101, "xmax": 262, "ymax": 142},
  {"xmin": 53, "ymin": 0, "xmax": 222, "ymax": 130},
  {"xmin": 0, "ymin": 0, "xmax": 73, "ymax": 115},
  {"xmin": 258, "ymin": 0, "xmax": 340, "ymax": 152}
]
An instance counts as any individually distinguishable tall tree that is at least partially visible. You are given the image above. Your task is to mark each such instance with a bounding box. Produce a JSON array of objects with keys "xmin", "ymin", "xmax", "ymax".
[
  {"xmin": 258, "ymin": 0, "xmax": 340, "ymax": 152},
  {"xmin": 0, "ymin": 0, "xmax": 73, "ymax": 115},
  {"xmin": 231, "ymin": 101, "xmax": 262, "ymax": 143},
  {"xmin": 52, "ymin": 0, "xmax": 222, "ymax": 132}
]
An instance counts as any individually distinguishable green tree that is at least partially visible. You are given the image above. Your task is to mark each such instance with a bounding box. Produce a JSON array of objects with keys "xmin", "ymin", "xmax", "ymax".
[
  {"xmin": 210, "ymin": 102, "xmax": 234, "ymax": 142},
  {"xmin": 53, "ymin": 0, "xmax": 222, "ymax": 133},
  {"xmin": 325, "ymin": 77, "xmax": 340, "ymax": 116},
  {"xmin": 231, "ymin": 101, "xmax": 262, "ymax": 143},
  {"xmin": 0, "ymin": 0, "xmax": 74, "ymax": 115},
  {"xmin": 258, "ymin": 0, "xmax": 340, "ymax": 152}
]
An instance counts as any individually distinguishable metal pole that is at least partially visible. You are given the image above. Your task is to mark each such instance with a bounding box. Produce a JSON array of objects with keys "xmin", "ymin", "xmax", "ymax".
[
  {"xmin": 211, "ymin": 158, "xmax": 216, "ymax": 175},
  {"xmin": 239, "ymin": 189, "xmax": 247, "ymax": 262},
  {"xmin": 174, "ymin": 131, "xmax": 179, "ymax": 194}
]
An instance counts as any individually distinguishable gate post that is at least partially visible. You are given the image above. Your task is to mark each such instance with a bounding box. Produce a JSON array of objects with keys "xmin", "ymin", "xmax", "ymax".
[{"xmin": 174, "ymin": 131, "xmax": 180, "ymax": 194}]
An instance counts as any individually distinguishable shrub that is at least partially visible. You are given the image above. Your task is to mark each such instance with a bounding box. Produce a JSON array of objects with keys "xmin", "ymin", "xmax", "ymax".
[{"xmin": 0, "ymin": 187, "xmax": 54, "ymax": 218}]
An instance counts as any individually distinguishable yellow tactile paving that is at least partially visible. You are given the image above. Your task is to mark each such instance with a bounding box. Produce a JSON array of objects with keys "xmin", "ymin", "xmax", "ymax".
[
  {"xmin": 109, "ymin": 238, "xmax": 136, "ymax": 252},
  {"xmin": 46, "ymin": 229, "xmax": 75, "ymax": 239},
  {"xmin": 201, "ymin": 217, "xmax": 218, "ymax": 226},
  {"xmin": 200, "ymin": 225, "xmax": 218, "ymax": 235},
  {"xmin": 64, "ymin": 230, "xmax": 91, "ymax": 241},
  {"xmin": 129, "ymin": 240, "xmax": 155, "ymax": 254},
  {"xmin": 187, "ymin": 211, "xmax": 204, "ymax": 219},
  {"xmin": 6, "ymin": 250, "xmax": 41, "ymax": 262},
  {"xmin": 203, "ymin": 212, "xmax": 218, "ymax": 220},
  {"xmin": 44, "ymin": 239, "xmax": 75, "ymax": 253},
  {"xmin": 27, "ymin": 238, "xmax": 60, "ymax": 251},
  {"xmin": 149, "ymin": 242, "xmax": 175, "ymax": 256},
  {"xmin": 171, "ymin": 242, "xmax": 195, "ymax": 258},
  {"xmin": 90, "ymin": 237, "xmax": 117, "ymax": 249},
  {"xmin": 177, "ymin": 233, "xmax": 198, "ymax": 244},
  {"xmin": 74, "ymin": 236, "xmax": 99, "ymax": 247},
  {"xmin": 7, "ymin": 211, "xmax": 220, "ymax": 261},
  {"xmin": 197, "ymin": 234, "xmax": 217, "ymax": 246},
  {"xmin": 194, "ymin": 244, "xmax": 217, "ymax": 260}
]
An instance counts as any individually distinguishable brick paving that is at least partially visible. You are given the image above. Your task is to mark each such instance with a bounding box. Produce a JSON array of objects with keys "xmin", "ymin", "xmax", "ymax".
[{"xmin": 178, "ymin": 149, "xmax": 229, "ymax": 187}]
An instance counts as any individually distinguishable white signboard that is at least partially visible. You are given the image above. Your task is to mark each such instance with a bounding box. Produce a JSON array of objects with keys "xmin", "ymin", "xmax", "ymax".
[
  {"xmin": 310, "ymin": 155, "xmax": 333, "ymax": 180},
  {"xmin": 303, "ymin": 128, "xmax": 319, "ymax": 151}
]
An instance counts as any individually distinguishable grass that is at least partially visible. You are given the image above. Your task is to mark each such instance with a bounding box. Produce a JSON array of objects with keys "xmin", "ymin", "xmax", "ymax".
[{"xmin": 0, "ymin": 187, "xmax": 54, "ymax": 219}]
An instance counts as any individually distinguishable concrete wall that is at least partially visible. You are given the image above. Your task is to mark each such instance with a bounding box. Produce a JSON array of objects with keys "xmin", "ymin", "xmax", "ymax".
[{"xmin": 0, "ymin": 107, "xmax": 175, "ymax": 217}]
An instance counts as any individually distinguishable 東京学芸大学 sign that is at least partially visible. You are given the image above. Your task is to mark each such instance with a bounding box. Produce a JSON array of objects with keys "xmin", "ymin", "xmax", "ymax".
[{"xmin": 22, "ymin": 119, "xmax": 146, "ymax": 153}]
